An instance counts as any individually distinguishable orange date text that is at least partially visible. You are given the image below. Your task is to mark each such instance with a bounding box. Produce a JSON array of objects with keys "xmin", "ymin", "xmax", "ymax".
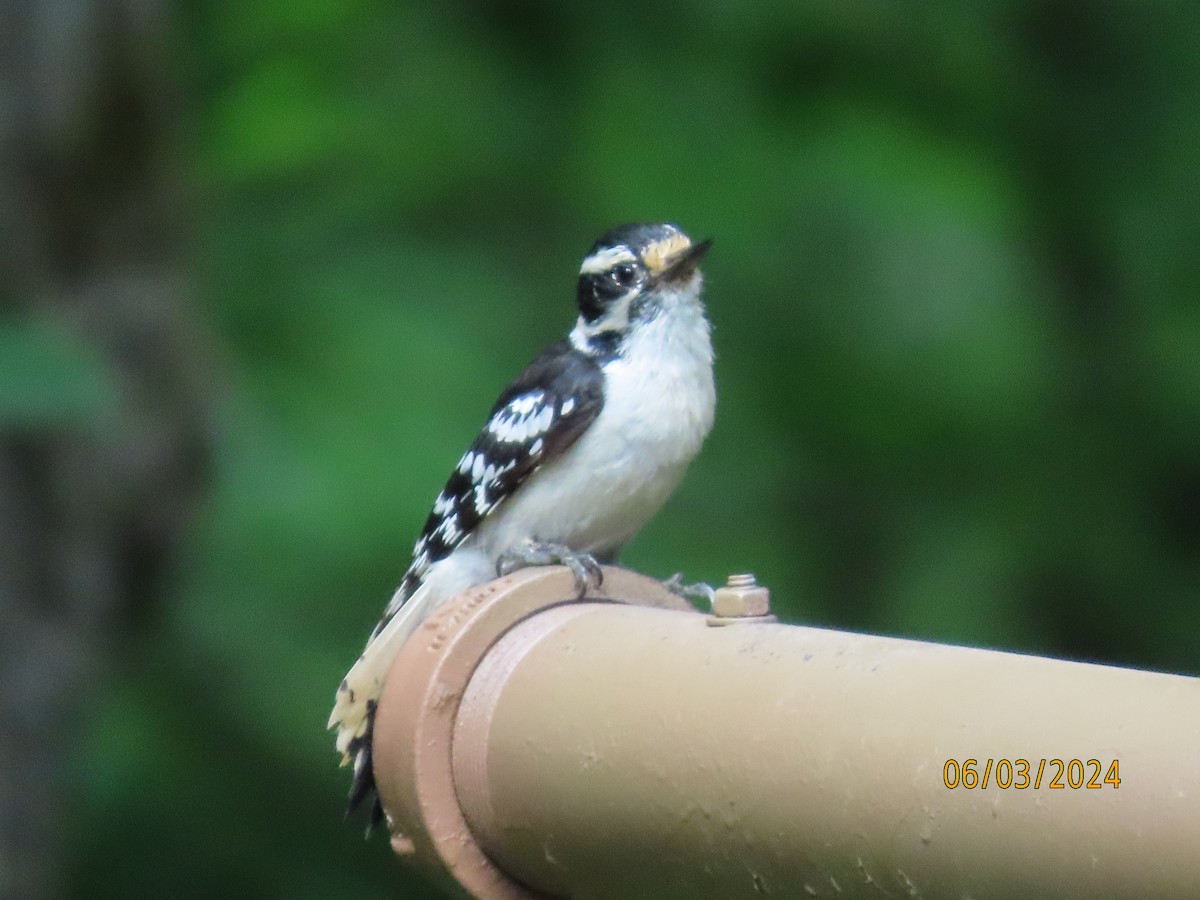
[{"xmin": 942, "ymin": 758, "xmax": 1121, "ymax": 790}]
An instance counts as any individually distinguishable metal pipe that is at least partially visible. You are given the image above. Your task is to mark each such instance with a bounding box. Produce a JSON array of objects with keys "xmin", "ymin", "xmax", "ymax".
[{"xmin": 371, "ymin": 567, "xmax": 1200, "ymax": 899}]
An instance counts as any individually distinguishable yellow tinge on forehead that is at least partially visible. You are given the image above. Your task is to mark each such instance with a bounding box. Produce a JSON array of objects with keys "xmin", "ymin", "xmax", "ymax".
[{"xmin": 640, "ymin": 232, "xmax": 693, "ymax": 275}]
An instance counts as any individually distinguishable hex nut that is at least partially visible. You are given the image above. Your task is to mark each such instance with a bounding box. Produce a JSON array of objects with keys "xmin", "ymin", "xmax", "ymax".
[{"xmin": 711, "ymin": 574, "xmax": 771, "ymax": 618}]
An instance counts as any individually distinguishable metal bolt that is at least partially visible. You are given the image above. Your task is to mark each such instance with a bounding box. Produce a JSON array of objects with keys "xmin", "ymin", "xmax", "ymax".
[{"xmin": 711, "ymin": 573, "xmax": 771, "ymax": 619}]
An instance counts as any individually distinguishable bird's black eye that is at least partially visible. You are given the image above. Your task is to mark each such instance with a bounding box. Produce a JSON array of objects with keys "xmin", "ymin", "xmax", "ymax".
[{"xmin": 612, "ymin": 263, "xmax": 638, "ymax": 288}]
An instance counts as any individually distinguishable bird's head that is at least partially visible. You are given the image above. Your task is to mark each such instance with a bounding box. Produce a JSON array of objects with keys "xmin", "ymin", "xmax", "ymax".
[{"xmin": 572, "ymin": 223, "xmax": 711, "ymax": 355}]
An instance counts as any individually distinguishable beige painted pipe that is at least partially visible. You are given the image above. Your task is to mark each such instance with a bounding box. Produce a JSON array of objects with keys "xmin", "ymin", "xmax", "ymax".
[{"xmin": 371, "ymin": 567, "xmax": 1200, "ymax": 899}]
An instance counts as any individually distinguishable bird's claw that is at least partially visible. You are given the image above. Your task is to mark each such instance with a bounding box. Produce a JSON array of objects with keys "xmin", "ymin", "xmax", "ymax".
[
  {"xmin": 497, "ymin": 541, "xmax": 603, "ymax": 599},
  {"xmin": 565, "ymin": 552, "xmax": 603, "ymax": 599}
]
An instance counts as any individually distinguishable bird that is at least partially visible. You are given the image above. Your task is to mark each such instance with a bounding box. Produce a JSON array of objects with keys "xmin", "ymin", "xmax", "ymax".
[{"xmin": 329, "ymin": 222, "xmax": 716, "ymax": 829}]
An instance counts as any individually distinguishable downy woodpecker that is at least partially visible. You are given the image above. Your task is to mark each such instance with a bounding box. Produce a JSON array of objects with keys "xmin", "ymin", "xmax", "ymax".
[{"xmin": 329, "ymin": 223, "xmax": 716, "ymax": 828}]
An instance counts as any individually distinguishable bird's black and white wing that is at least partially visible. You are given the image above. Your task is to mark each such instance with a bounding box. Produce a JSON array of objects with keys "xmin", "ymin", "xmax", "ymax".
[
  {"xmin": 383, "ymin": 339, "xmax": 605, "ymax": 622},
  {"xmin": 328, "ymin": 340, "xmax": 604, "ymax": 819}
]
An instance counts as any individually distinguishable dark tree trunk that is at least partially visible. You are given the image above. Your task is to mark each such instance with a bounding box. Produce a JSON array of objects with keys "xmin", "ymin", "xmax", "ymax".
[{"xmin": 0, "ymin": 3, "xmax": 213, "ymax": 898}]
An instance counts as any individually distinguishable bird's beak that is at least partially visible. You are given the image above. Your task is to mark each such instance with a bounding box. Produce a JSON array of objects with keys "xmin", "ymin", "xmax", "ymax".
[{"xmin": 655, "ymin": 238, "xmax": 712, "ymax": 285}]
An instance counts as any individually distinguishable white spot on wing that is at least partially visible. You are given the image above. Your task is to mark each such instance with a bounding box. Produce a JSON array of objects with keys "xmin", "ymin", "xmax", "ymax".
[
  {"xmin": 510, "ymin": 392, "xmax": 541, "ymax": 415},
  {"xmin": 436, "ymin": 512, "xmax": 460, "ymax": 542},
  {"xmin": 487, "ymin": 391, "xmax": 556, "ymax": 444},
  {"xmin": 532, "ymin": 404, "xmax": 554, "ymax": 436},
  {"xmin": 561, "ymin": 397, "xmax": 575, "ymax": 416},
  {"xmin": 488, "ymin": 416, "xmax": 514, "ymax": 442}
]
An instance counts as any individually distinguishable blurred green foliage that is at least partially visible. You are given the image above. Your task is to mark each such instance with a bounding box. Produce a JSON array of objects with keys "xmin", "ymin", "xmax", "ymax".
[
  {"xmin": 65, "ymin": 1, "xmax": 1199, "ymax": 897},
  {"xmin": 0, "ymin": 322, "xmax": 118, "ymax": 427}
]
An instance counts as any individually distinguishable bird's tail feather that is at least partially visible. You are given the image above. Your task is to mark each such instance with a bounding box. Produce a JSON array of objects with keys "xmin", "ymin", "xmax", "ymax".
[{"xmin": 329, "ymin": 580, "xmax": 439, "ymax": 829}]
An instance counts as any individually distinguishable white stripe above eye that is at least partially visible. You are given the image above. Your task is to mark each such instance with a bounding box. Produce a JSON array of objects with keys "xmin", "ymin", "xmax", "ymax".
[{"xmin": 579, "ymin": 245, "xmax": 637, "ymax": 275}]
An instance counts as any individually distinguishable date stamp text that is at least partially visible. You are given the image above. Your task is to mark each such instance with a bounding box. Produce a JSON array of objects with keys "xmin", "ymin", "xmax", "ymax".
[{"xmin": 942, "ymin": 758, "xmax": 1121, "ymax": 790}]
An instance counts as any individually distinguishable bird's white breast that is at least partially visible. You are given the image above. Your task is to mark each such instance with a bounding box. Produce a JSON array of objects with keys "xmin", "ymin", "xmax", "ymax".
[{"xmin": 476, "ymin": 282, "xmax": 715, "ymax": 556}]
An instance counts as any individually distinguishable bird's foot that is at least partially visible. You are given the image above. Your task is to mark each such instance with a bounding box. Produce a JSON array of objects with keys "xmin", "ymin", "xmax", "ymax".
[
  {"xmin": 663, "ymin": 572, "xmax": 716, "ymax": 607},
  {"xmin": 497, "ymin": 541, "xmax": 603, "ymax": 598}
]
